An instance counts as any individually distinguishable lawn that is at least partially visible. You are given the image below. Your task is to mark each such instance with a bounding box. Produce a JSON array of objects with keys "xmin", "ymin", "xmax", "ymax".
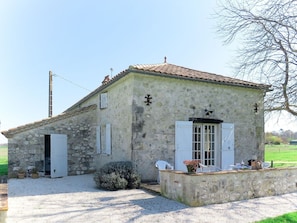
[
  {"xmin": 257, "ymin": 211, "xmax": 297, "ymax": 223},
  {"xmin": 0, "ymin": 144, "xmax": 8, "ymax": 176},
  {"xmin": 260, "ymin": 144, "xmax": 297, "ymax": 222},
  {"xmin": 265, "ymin": 144, "xmax": 297, "ymax": 167}
]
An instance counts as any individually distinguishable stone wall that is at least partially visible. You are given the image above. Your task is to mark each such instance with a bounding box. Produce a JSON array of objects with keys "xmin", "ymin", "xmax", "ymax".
[
  {"xmin": 130, "ymin": 73, "xmax": 265, "ymax": 180},
  {"xmin": 7, "ymin": 107, "xmax": 97, "ymax": 177},
  {"xmin": 90, "ymin": 75, "xmax": 134, "ymax": 173},
  {"xmin": 81, "ymin": 72, "xmax": 265, "ymax": 181},
  {"xmin": 160, "ymin": 168, "xmax": 297, "ymax": 206}
]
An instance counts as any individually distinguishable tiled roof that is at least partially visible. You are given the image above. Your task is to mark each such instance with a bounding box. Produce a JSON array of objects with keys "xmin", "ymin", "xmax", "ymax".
[
  {"xmin": 1, "ymin": 104, "xmax": 97, "ymax": 138},
  {"xmin": 129, "ymin": 63, "xmax": 270, "ymax": 89},
  {"xmin": 65, "ymin": 62, "xmax": 271, "ymax": 112}
]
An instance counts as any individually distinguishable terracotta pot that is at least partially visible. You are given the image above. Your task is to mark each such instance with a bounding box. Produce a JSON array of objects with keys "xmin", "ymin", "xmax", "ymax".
[
  {"xmin": 31, "ymin": 173, "xmax": 39, "ymax": 179},
  {"xmin": 17, "ymin": 173, "xmax": 25, "ymax": 179}
]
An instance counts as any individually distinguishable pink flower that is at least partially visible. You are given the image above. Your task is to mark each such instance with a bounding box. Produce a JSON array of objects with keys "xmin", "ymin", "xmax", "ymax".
[{"xmin": 183, "ymin": 160, "xmax": 200, "ymax": 166}]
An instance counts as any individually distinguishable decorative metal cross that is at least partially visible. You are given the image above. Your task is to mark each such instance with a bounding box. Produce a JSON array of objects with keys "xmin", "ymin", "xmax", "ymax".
[
  {"xmin": 144, "ymin": 94, "xmax": 152, "ymax": 106},
  {"xmin": 254, "ymin": 103, "xmax": 258, "ymax": 113}
]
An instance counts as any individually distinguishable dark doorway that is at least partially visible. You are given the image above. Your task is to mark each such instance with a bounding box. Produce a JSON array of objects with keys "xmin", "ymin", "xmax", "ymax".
[{"xmin": 44, "ymin": 135, "xmax": 51, "ymax": 175}]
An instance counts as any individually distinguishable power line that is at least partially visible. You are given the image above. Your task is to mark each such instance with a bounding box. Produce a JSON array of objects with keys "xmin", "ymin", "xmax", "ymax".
[{"xmin": 52, "ymin": 73, "xmax": 92, "ymax": 92}]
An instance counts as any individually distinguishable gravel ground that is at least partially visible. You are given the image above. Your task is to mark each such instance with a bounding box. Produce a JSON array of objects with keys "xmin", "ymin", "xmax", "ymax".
[{"xmin": 7, "ymin": 174, "xmax": 297, "ymax": 223}]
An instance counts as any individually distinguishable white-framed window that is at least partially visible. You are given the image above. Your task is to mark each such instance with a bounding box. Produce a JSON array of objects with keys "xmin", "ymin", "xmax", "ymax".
[
  {"xmin": 100, "ymin": 92, "xmax": 108, "ymax": 109},
  {"xmin": 193, "ymin": 124, "xmax": 217, "ymax": 166},
  {"xmin": 96, "ymin": 123, "xmax": 111, "ymax": 155}
]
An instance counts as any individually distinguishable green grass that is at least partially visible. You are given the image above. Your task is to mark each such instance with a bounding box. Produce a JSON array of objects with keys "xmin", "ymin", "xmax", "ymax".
[
  {"xmin": 256, "ymin": 212, "xmax": 297, "ymax": 223},
  {"xmin": 259, "ymin": 144, "xmax": 297, "ymax": 222},
  {"xmin": 0, "ymin": 144, "xmax": 8, "ymax": 176},
  {"xmin": 265, "ymin": 144, "xmax": 297, "ymax": 167}
]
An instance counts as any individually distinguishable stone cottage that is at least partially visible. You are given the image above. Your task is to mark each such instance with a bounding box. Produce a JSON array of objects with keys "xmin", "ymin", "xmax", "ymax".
[{"xmin": 1, "ymin": 62, "xmax": 270, "ymax": 181}]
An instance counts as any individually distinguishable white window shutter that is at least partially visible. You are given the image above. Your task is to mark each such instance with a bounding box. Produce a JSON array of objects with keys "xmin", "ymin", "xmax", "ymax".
[
  {"xmin": 96, "ymin": 126, "xmax": 101, "ymax": 154},
  {"xmin": 175, "ymin": 121, "xmax": 193, "ymax": 171},
  {"xmin": 100, "ymin": 93, "xmax": 108, "ymax": 109},
  {"xmin": 221, "ymin": 123, "xmax": 234, "ymax": 170},
  {"xmin": 105, "ymin": 123, "xmax": 111, "ymax": 155}
]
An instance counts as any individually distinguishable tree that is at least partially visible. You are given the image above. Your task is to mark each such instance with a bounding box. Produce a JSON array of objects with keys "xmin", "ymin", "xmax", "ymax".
[
  {"xmin": 265, "ymin": 132, "xmax": 282, "ymax": 144},
  {"xmin": 215, "ymin": 0, "xmax": 297, "ymax": 117}
]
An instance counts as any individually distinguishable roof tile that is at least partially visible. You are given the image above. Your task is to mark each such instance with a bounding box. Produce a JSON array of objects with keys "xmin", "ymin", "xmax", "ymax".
[
  {"xmin": 65, "ymin": 63, "xmax": 270, "ymax": 112},
  {"xmin": 130, "ymin": 63, "xmax": 269, "ymax": 89}
]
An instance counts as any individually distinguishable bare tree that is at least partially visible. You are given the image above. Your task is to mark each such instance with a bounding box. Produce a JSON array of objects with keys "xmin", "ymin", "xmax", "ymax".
[{"xmin": 215, "ymin": 0, "xmax": 297, "ymax": 116}]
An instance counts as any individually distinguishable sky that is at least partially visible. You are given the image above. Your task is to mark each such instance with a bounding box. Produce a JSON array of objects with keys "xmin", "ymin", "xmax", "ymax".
[{"xmin": 0, "ymin": 0, "xmax": 296, "ymax": 143}]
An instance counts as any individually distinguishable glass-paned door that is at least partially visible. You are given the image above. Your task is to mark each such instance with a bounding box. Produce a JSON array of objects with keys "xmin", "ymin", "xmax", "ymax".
[{"xmin": 193, "ymin": 124, "xmax": 217, "ymax": 166}]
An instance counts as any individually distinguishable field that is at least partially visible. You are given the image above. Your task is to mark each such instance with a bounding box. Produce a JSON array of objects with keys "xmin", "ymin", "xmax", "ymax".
[
  {"xmin": 0, "ymin": 144, "xmax": 8, "ymax": 176},
  {"xmin": 264, "ymin": 144, "xmax": 297, "ymax": 167}
]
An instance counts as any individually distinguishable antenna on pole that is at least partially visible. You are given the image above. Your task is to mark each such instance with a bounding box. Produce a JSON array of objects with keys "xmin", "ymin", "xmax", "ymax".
[{"xmin": 49, "ymin": 70, "xmax": 53, "ymax": 117}]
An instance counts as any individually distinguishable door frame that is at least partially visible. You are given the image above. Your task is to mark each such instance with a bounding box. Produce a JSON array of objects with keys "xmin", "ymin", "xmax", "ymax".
[{"xmin": 175, "ymin": 121, "xmax": 234, "ymax": 171}]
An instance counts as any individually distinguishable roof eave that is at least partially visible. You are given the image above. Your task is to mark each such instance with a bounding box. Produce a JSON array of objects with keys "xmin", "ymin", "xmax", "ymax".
[
  {"xmin": 64, "ymin": 69, "xmax": 130, "ymax": 112},
  {"xmin": 65, "ymin": 66, "xmax": 271, "ymax": 112},
  {"xmin": 129, "ymin": 68, "xmax": 271, "ymax": 91},
  {"xmin": 2, "ymin": 104, "xmax": 97, "ymax": 138}
]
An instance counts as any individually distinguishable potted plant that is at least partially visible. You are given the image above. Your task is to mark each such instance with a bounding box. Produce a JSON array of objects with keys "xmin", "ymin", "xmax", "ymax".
[
  {"xmin": 183, "ymin": 160, "xmax": 200, "ymax": 173},
  {"xmin": 17, "ymin": 168, "xmax": 26, "ymax": 179},
  {"xmin": 31, "ymin": 168, "xmax": 39, "ymax": 179}
]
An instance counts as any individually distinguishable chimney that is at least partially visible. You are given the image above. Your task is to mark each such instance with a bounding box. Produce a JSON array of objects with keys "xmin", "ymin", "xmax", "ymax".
[{"xmin": 102, "ymin": 75, "xmax": 110, "ymax": 84}]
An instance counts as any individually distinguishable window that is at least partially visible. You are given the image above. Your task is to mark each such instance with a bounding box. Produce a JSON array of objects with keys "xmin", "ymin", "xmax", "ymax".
[
  {"xmin": 100, "ymin": 93, "xmax": 108, "ymax": 109},
  {"xmin": 96, "ymin": 124, "xmax": 111, "ymax": 154},
  {"xmin": 193, "ymin": 124, "xmax": 217, "ymax": 166}
]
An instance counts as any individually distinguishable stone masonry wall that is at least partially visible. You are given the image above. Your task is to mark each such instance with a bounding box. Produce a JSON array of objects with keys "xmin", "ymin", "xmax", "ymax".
[
  {"xmin": 160, "ymin": 168, "xmax": 297, "ymax": 206},
  {"xmin": 91, "ymin": 75, "xmax": 134, "ymax": 172},
  {"xmin": 80, "ymin": 72, "xmax": 265, "ymax": 181},
  {"xmin": 130, "ymin": 73, "xmax": 265, "ymax": 181},
  {"xmin": 7, "ymin": 108, "xmax": 97, "ymax": 177}
]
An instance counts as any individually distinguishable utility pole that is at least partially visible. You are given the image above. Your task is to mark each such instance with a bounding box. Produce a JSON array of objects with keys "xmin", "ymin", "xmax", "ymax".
[{"xmin": 49, "ymin": 70, "xmax": 53, "ymax": 117}]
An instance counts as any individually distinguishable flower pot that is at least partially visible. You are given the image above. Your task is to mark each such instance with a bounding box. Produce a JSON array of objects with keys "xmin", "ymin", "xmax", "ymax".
[
  {"xmin": 186, "ymin": 165, "xmax": 196, "ymax": 173},
  {"xmin": 31, "ymin": 173, "xmax": 39, "ymax": 179},
  {"xmin": 17, "ymin": 173, "xmax": 25, "ymax": 179}
]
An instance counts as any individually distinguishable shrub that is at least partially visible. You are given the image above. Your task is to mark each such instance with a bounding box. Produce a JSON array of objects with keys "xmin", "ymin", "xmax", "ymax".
[
  {"xmin": 94, "ymin": 161, "xmax": 141, "ymax": 191},
  {"xmin": 265, "ymin": 134, "xmax": 283, "ymax": 145}
]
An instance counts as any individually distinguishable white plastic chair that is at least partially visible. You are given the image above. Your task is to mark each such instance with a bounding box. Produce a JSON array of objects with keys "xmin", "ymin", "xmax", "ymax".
[
  {"xmin": 155, "ymin": 160, "xmax": 174, "ymax": 183},
  {"xmin": 197, "ymin": 163, "xmax": 221, "ymax": 172},
  {"xmin": 262, "ymin": 162, "xmax": 271, "ymax": 169}
]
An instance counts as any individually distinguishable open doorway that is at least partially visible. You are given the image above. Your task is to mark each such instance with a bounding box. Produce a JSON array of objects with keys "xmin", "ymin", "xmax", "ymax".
[
  {"xmin": 44, "ymin": 134, "xmax": 68, "ymax": 178},
  {"xmin": 44, "ymin": 135, "xmax": 51, "ymax": 175}
]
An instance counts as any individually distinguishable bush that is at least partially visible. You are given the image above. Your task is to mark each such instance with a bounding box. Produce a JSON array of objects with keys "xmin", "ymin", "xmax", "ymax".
[
  {"xmin": 265, "ymin": 134, "xmax": 283, "ymax": 145},
  {"xmin": 94, "ymin": 161, "xmax": 141, "ymax": 191}
]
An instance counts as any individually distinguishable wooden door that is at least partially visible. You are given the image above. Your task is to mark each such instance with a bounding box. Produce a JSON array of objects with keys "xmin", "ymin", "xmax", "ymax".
[{"xmin": 50, "ymin": 134, "xmax": 68, "ymax": 178}]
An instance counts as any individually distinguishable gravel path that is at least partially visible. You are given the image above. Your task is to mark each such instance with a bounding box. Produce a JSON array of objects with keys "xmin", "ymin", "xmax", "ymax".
[{"xmin": 7, "ymin": 174, "xmax": 297, "ymax": 223}]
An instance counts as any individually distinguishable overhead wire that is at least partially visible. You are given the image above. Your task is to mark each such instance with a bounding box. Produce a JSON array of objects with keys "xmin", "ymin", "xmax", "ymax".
[{"xmin": 52, "ymin": 73, "xmax": 92, "ymax": 92}]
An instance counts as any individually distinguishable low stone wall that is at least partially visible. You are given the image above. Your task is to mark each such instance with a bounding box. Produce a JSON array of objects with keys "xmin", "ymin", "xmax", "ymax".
[{"xmin": 160, "ymin": 168, "xmax": 297, "ymax": 206}]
